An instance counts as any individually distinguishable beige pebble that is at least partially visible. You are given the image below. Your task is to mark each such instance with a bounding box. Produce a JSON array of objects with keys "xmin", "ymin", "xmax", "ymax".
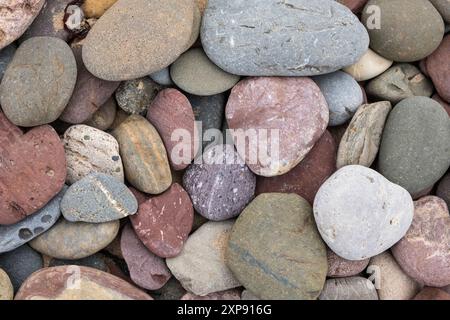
[{"xmin": 343, "ymin": 49, "xmax": 393, "ymax": 81}]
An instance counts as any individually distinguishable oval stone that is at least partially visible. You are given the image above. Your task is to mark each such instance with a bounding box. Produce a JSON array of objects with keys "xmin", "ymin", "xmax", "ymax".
[
  {"xmin": 226, "ymin": 77, "xmax": 329, "ymax": 177},
  {"xmin": 15, "ymin": 266, "xmax": 152, "ymax": 300},
  {"xmin": 379, "ymin": 97, "xmax": 450, "ymax": 195},
  {"xmin": 112, "ymin": 115, "xmax": 172, "ymax": 194},
  {"xmin": 392, "ymin": 196, "xmax": 450, "ymax": 287},
  {"xmin": 327, "ymin": 249, "xmax": 370, "ymax": 278},
  {"xmin": 115, "ymin": 78, "xmax": 163, "ymax": 115},
  {"xmin": 82, "ymin": 0, "xmax": 118, "ymax": 18},
  {"xmin": 30, "ymin": 219, "xmax": 119, "ymax": 260},
  {"xmin": 130, "ymin": 183, "xmax": 194, "ymax": 258},
  {"xmin": 149, "ymin": 67, "xmax": 173, "ymax": 86},
  {"xmin": 84, "ymin": 97, "xmax": 117, "ymax": 131},
  {"xmin": 0, "ymin": 268, "xmax": 13, "ymax": 300},
  {"xmin": 314, "ymin": 165, "xmax": 414, "ymax": 261},
  {"xmin": 424, "ymin": 35, "xmax": 450, "ymax": 103},
  {"xmin": 319, "ymin": 277, "xmax": 378, "ymax": 300},
  {"xmin": 201, "ymin": 0, "xmax": 369, "ymax": 76},
  {"xmin": 82, "ymin": 0, "xmax": 196, "ymax": 81},
  {"xmin": 343, "ymin": 49, "xmax": 393, "ymax": 82}
]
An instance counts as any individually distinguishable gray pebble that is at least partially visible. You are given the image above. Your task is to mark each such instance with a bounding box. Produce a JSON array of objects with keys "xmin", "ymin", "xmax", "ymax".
[
  {"xmin": 115, "ymin": 78, "xmax": 163, "ymax": 115},
  {"xmin": 149, "ymin": 67, "xmax": 173, "ymax": 86}
]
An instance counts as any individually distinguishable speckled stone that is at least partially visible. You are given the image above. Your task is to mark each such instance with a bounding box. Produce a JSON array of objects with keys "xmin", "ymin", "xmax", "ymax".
[
  {"xmin": 392, "ymin": 196, "xmax": 450, "ymax": 287},
  {"xmin": 256, "ymin": 131, "xmax": 336, "ymax": 205},
  {"xmin": 0, "ymin": 188, "xmax": 65, "ymax": 254},
  {"xmin": 226, "ymin": 77, "xmax": 329, "ymax": 177},
  {"xmin": 319, "ymin": 277, "xmax": 378, "ymax": 300},
  {"xmin": 379, "ymin": 97, "xmax": 450, "ymax": 195},
  {"xmin": 313, "ymin": 71, "xmax": 363, "ymax": 126},
  {"xmin": 437, "ymin": 172, "xmax": 450, "ymax": 208},
  {"xmin": 343, "ymin": 49, "xmax": 393, "ymax": 82},
  {"xmin": 84, "ymin": 97, "xmax": 117, "ymax": 131},
  {"xmin": 314, "ymin": 165, "xmax": 414, "ymax": 261},
  {"xmin": 226, "ymin": 193, "xmax": 327, "ymax": 300},
  {"xmin": 414, "ymin": 287, "xmax": 450, "ymax": 300},
  {"xmin": 430, "ymin": 0, "xmax": 450, "ymax": 23},
  {"xmin": 0, "ymin": 37, "xmax": 77, "ymax": 127},
  {"xmin": 181, "ymin": 289, "xmax": 241, "ymax": 300},
  {"xmin": 15, "ymin": 266, "xmax": 152, "ymax": 300},
  {"xmin": 121, "ymin": 224, "xmax": 171, "ymax": 290},
  {"xmin": 49, "ymin": 253, "xmax": 108, "ymax": 272},
  {"xmin": 166, "ymin": 221, "xmax": 241, "ymax": 296},
  {"xmin": 424, "ymin": 35, "xmax": 450, "ymax": 103},
  {"xmin": 82, "ymin": 0, "xmax": 196, "ymax": 81},
  {"xmin": 0, "ymin": 44, "xmax": 15, "ymax": 80},
  {"xmin": 149, "ymin": 67, "xmax": 173, "ymax": 86},
  {"xmin": 183, "ymin": 144, "xmax": 256, "ymax": 221},
  {"xmin": 63, "ymin": 125, "xmax": 124, "ymax": 184},
  {"xmin": 116, "ymin": 78, "xmax": 163, "ymax": 115},
  {"xmin": 130, "ymin": 183, "xmax": 194, "ymax": 258},
  {"xmin": 30, "ymin": 218, "xmax": 119, "ymax": 260},
  {"xmin": 337, "ymin": 101, "xmax": 392, "ymax": 169},
  {"xmin": 327, "ymin": 249, "xmax": 370, "ymax": 278},
  {"xmin": 201, "ymin": 0, "xmax": 369, "ymax": 76},
  {"xmin": 112, "ymin": 115, "xmax": 172, "ymax": 194},
  {"xmin": 0, "ymin": 268, "xmax": 13, "ymax": 300}
]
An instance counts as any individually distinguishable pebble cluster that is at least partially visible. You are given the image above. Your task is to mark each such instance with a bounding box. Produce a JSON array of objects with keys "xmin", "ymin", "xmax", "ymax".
[{"xmin": 0, "ymin": 0, "xmax": 449, "ymax": 300}]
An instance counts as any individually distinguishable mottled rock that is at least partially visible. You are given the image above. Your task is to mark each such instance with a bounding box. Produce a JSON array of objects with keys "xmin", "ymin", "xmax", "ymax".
[
  {"xmin": 314, "ymin": 165, "xmax": 414, "ymax": 260},
  {"xmin": 343, "ymin": 49, "xmax": 393, "ymax": 81},
  {"xmin": 0, "ymin": 268, "xmax": 13, "ymax": 300},
  {"xmin": 181, "ymin": 289, "xmax": 241, "ymax": 300},
  {"xmin": 414, "ymin": 287, "xmax": 450, "ymax": 300},
  {"xmin": 227, "ymin": 193, "xmax": 327, "ymax": 300},
  {"xmin": 116, "ymin": 78, "xmax": 163, "ymax": 115},
  {"xmin": 424, "ymin": 35, "xmax": 450, "ymax": 102},
  {"xmin": 319, "ymin": 277, "xmax": 378, "ymax": 300},
  {"xmin": 149, "ymin": 67, "xmax": 173, "ymax": 86},
  {"xmin": 226, "ymin": 77, "xmax": 329, "ymax": 176},
  {"xmin": 0, "ymin": 44, "xmax": 15, "ymax": 80},
  {"xmin": 84, "ymin": 97, "xmax": 117, "ymax": 131},
  {"xmin": 327, "ymin": 249, "xmax": 370, "ymax": 278},
  {"xmin": 437, "ymin": 172, "xmax": 450, "ymax": 208},
  {"xmin": 82, "ymin": 0, "xmax": 118, "ymax": 18}
]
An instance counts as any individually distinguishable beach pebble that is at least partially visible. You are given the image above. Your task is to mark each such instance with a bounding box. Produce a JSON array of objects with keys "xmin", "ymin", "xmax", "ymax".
[
  {"xmin": 414, "ymin": 287, "xmax": 450, "ymax": 300},
  {"xmin": 314, "ymin": 165, "xmax": 414, "ymax": 260},
  {"xmin": 327, "ymin": 249, "xmax": 370, "ymax": 278},
  {"xmin": 319, "ymin": 277, "xmax": 378, "ymax": 300},
  {"xmin": 84, "ymin": 97, "xmax": 117, "ymax": 131},
  {"xmin": 0, "ymin": 268, "xmax": 13, "ymax": 300},
  {"xmin": 423, "ymin": 35, "xmax": 450, "ymax": 102},
  {"xmin": 0, "ymin": 44, "xmax": 15, "ymax": 80},
  {"xmin": 149, "ymin": 67, "xmax": 173, "ymax": 86},
  {"xmin": 343, "ymin": 49, "xmax": 393, "ymax": 81},
  {"xmin": 226, "ymin": 77, "xmax": 329, "ymax": 176},
  {"xmin": 116, "ymin": 78, "xmax": 163, "ymax": 115}
]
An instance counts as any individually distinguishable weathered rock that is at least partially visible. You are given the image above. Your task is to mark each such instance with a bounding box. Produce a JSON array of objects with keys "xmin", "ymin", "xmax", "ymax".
[
  {"xmin": 437, "ymin": 172, "xmax": 450, "ymax": 208},
  {"xmin": 84, "ymin": 97, "xmax": 117, "ymax": 131},
  {"xmin": 424, "ymin": 35, "xmax": 450, "ymax": 102},
  {"xmin": 0, "ymin": 268, "xmax": 13, "ymax": 300},
  {"xmin": 116, "ymin": 78, "xmax": 163, "ymax": 115},
  {"xmin": 343, "ymin": 49, "xmax": 393, "ymax": 81},
  {"xmin": 414, "ymin": 287, "xmax": 450, "ymax": 300},
  {"xmin": 0, "ymin": 44, "xmax": 15, "ymax": 80},
  {"xmin": 319, "ymin": 277, "xmax": 378, "ymax": 300},
  {"xmin": 327, "ymin": 249, "xmax": 370, "ymax": 278},
  {"xmin": 181, "ymin": 289, "xmax": 241, "ymax": 300},
  {"xmin": 149, "ymin": 67, "xmax": 173, "ymax": 86},
  {"xmin": 226, "ymin": 193, "xmax": 327, "ymax": 300}
]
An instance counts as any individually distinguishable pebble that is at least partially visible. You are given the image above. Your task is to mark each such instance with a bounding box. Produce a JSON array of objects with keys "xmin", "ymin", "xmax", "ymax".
[
  {"xmin": 319, "ymin": 277, "xmax": 378, "ymax": 300},
  {"xmin": 430, "ymin": 0, "xmax": 450, "ymax": 23},
  {"xmin": 63, "ymin": 125, "xmax": 124, "ymax": 184},
  {"xmin": 181, "ymin": 289, "xmax": 241, "ymax": 300},
  {"xmin": 130, "ymin": 183, "xmax": 194, "ymax": 258},
  {"xmin": 414, "ymin": 287, "xmax": 450, "ymax": 300},
  {"xmin": 149, "ymin": 67, "xmax": 174, "ymax": 86},
  {"xmin": 226, "ymin": 77, "xmax": 329, "ymax": 177},
  {"xmin": 147, "ymin": 89, "xmax": 197, "ymax": 170},
  {"xmin": 362, "ymin": 0, "xmax": 445, "ymax": 62},
  {"xmin": 15, "ymin": 266, "xmax": 152, "ymax": 300},
  {"xmin": 0, "ymin": 44, "xmax": 15, "ymax": 80},
  {"xmin": 343, "ymin": 49, "xmax": 393, "ymax": 81},
  {"xmin": 61, "ymin": 173, "xmax": 137, "ymax": 223},
  {"xmin": 0, "ymin": 37, "xmax": 77, "ymax": 127},
  {"xmin": 379, "ymin": 97, "xmax": 450, "ymax": 195},
  {"xmin": 116, "ymin": 78, "xmax": 163, "ymax": 115},
  {"xmin": 392, "ymin": 196, "xmax": 450, "ymax": 287},
  {"xmin": 0, "ymin": 0, "xmax": 45, "ymax": 50},
  {"xmin": 49, "ymin": 254, "xmax": 108, "ymax": 272},
  {"xmin": 423, "ymin": 35, "xmax": 450, "ymax": 102},
  {"xmin": 327, "ymin": 249, "xmax": 370, "ymax": 278},
  {"xmin": 82, "ymin": 0, "xmax": 118, "ymax": 18},
  {"xmin": 84, "ymin": 97, "xmax": 117, "ymax": 131},
  {"xmin": 121, "ymin": 224, "xmax": 171, "ymax": 290},
  {"xmin": 82, "ymin": 0, "xmax": 197, "ymax": 81},
  {"xmin": 171, "ymin": 48, "xmax": 240, "ymax": 96},
  {"xmin": 30, "ymin": 218, "xmax": 119, "ymax": 260},
  {"xmin": 166, "ymin": 220, "xmax": 241, "ymax": 296},
  {"xmin": 337, "ymin": 101, "xmax": 392, "ymax": 169},
  {"xmin": 226, "ymin": 193, "xmax": 327, "ymax": 300},
  {"xmin": 0, "ymin": 188, "xmax": 65, "ymax": 254},
  {"xmin": 337, "ymin": 0, "xmax": 368, "ymax": 12},
  {"xmin": 201, "ymin": 0, "xmax": 369, "ymax": 76},
  {"xmin": 256, "ymin": 131, "xmax": 336, "ymax": 205},
  {"xmin": 0, "ymin": 268, "xmax": 13, "ymax": 300},
  {"xmin": 366, "ymin": 64, "xmax": 434, "ymax": 103},
  {"xmin": 152, "ymin": 278, "xmax": 187, "ymax": 300},
  {"xmin": 112, "ymin": 115, "xmax": 172, "ymax": 194},
  {"xmin": 314, "ymin": 165, "xmax": 414, "ymax": 260},
  {"xmin": 0, "ymin": 244, "xmax": 43, "ymax": 292},
  {"xmin": 313, "ymin": 71, "xmax": 364, "ymax": 126},
  {"xmin": 436, "ymin": 172, "xmax": 450, "ymax": 208},
  {"xmin": 183, "ymin": 144, "xmax": 256, "ymax": 221},
  {"xmin": 0, "ymin": 112, "xmax": 66, "ymax": 225}
]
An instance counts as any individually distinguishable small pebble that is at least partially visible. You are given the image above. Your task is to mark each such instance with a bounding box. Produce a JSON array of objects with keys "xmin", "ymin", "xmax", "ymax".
[
  {"xmin": 343, "ymin": 49, "xmax": 393, "ymax": 82},
  {"xmin": 149, "ymin": 67, "xmax": 174, "ymax": 86},
  {"xmin": 423, "ymin": 35, "xmax": 450, "ymax": 102},
  {"xmin": 84, "ymin": 97, "xmax": 117, "ymax": 131},
  {"xmin": 115, "ymin": 78, "xmax": 163, "ymax": 115},
  {"xmin": 319, "ymin": 277, "xmax": 378, "ymax": 300},
  {"xmin": 327, "ymin": 249, "xmax": 370, "ymax": 278}
]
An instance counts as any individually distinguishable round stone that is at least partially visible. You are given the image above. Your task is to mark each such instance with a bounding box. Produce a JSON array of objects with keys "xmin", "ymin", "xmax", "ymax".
[
  {"xmin": 115, "ymin": 78, "xmax": 163, "ymax": 115},
  {"xmin": 0, "ymin": 37, "xmax": 77, "ymax": 127},
  {"xmin": 319, "ymin": 277, "xmax": 378, "ymax": 300},
  {"xmin": 424, "ymin": 35, "xmax": 450, "ymax": 102},
  {"xmin": 327, "ymin": 249, "xmax": 370, "ymax": 278},
  {"xmin": 183, "ymin": 144, "xmax": 256, "ymax": 221},
  {"xmin": 0, "ymin": 268, "xmax": 13, "ymax": 300},
  {"xmin": 362, "ymin": 0, "xmax": 445, "ymax": 62},
  {"xmin": 84, "ymin": 97, "xmax": 117, "ymax": 131},
  {"xmin": 314, "ymin": 165, "xmax": 414, "ymax": 261},
  {"xmin": 226, "ymin": 77, "xmax": 329, "ymax": 177},
  {"xmin": 63, "ymin": 125, "xmax": 124, "ymax": 184},
  {"xmin": 392, "ymin": 196, "xmax": 450, "ymax": 287},
  {"xmin": 379, "ymin": 97, "xmax": 450, "ymax": 195},
  {"xmin": 0, "ymin": 44, "xmax": 15, "ymax": 81},
  {"xmin": 343, "ymin": 49, "xmax": 393, "ymax": 81},
  {"xmin": 437, "ymin": 172, "xmax": 450, "ymax": 208},
  {"xmin": 149, "ymin": 67, "xmax": 173, "ymax": 86}
]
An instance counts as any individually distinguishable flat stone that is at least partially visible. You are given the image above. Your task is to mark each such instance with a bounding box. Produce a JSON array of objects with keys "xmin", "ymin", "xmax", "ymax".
[
  {"xmin": 183, "ymin": 144, "xmax": 256, "ymax": 221},
  {"xmin": 49, "ymin": 253, "xmax": 108, "ymax": 272},
  {"xmin": 256, "ymin": 131, "xmax": 336, "ymax": 205},
  {"xmin": 319, "ymin": 277, "xmax": 378, "ymax": 300},
  {"xmin": 112, "ymin": 115, "xmax": 172, "ymax": 194},
  {"xmin": 82, "ymin": 0, "xmax": 196, "ymax": 81},
  {"xmin": 314, "ymin": 165, "xmax": 414, "ymax": 260},
  {"xmin": 0, "ymin": 44, "xmax": 15, "ymax": 80},
  {"xmin": 30, "ymin": 218, "xmax": 119, "ymax": 260},
  {"xmin": 0, "ymin": 37, "xmax": 77, "ymax": 127},
  {"xmin": 424, "ymin": 35, "xmax": 450, "ymax": 103},
  {"xmin": 181, "ymin": 289, "xmax": 241, "ymax": 300},
  {"xmin": 149, "ymin": 67, "xmax": 173, "ymax": 86},
  {"xmin": 343, "ymin": 49, "xmax": 393, "ymax": 82},
  {"xmin": 130, "ymin": 183, "xmax": 194, "ymax": 258},
  {"xmin": 0, "ymin": 268, "xmax": 13, "ymax": 300},
  {"xmin": 116, "ymin": 78, "xmax": 163, "ymax": 115},
  {"xmin": 327, "ymin": 248, "xmax": 370, "ymax": 278},
  {"xmin": 0, "ymin": 112, "xmax": 66, "ymax": 225},
  {"xmin": 337, "ymin": 101, "xmax": 392, "ymax": 169},
  {"xmin": 15, "ymin": 266, "xmax": 152, "ymax": 300},
  {"xmin": 201, "ymin": 0, "xmax": 369, "ymax": 76},
  {"xmin": 63, "ymin": 125, "xmax": 124, "ymax": 184},
  {"xmin": 166, "ymin": 221, "xmax": 241, "ymax": 296},
  {"xmin": 437, "ymin": 172, "xmax": 450, "ymax": 208},
  {"xmin": 84, "ymin": 97, "xmax": 117, "ymax": 131},
  {"xmin": 430, "ymin": 0, "xmax": 450, "ymax": 23},
  {"xmin": 226, "ymin": 77, "xmax": 329, "ymax": 176},
  {"xmin": 414, "ymin": 287, "xmax": 450, "ymax": 300},
  {"xmin": 226, "ymin": 193, "xmax": 327, "ymax": 300},
  {"xmin": 379, "ymin": 97, "xmax": 450, "ymax": 195},
  {"xmin": 121, "ymin": 224, "xmax": 171, "ymax": 290},
  {"xmin": 392, "ymin": 196, "xmax": 450, "ymax": 287}
]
